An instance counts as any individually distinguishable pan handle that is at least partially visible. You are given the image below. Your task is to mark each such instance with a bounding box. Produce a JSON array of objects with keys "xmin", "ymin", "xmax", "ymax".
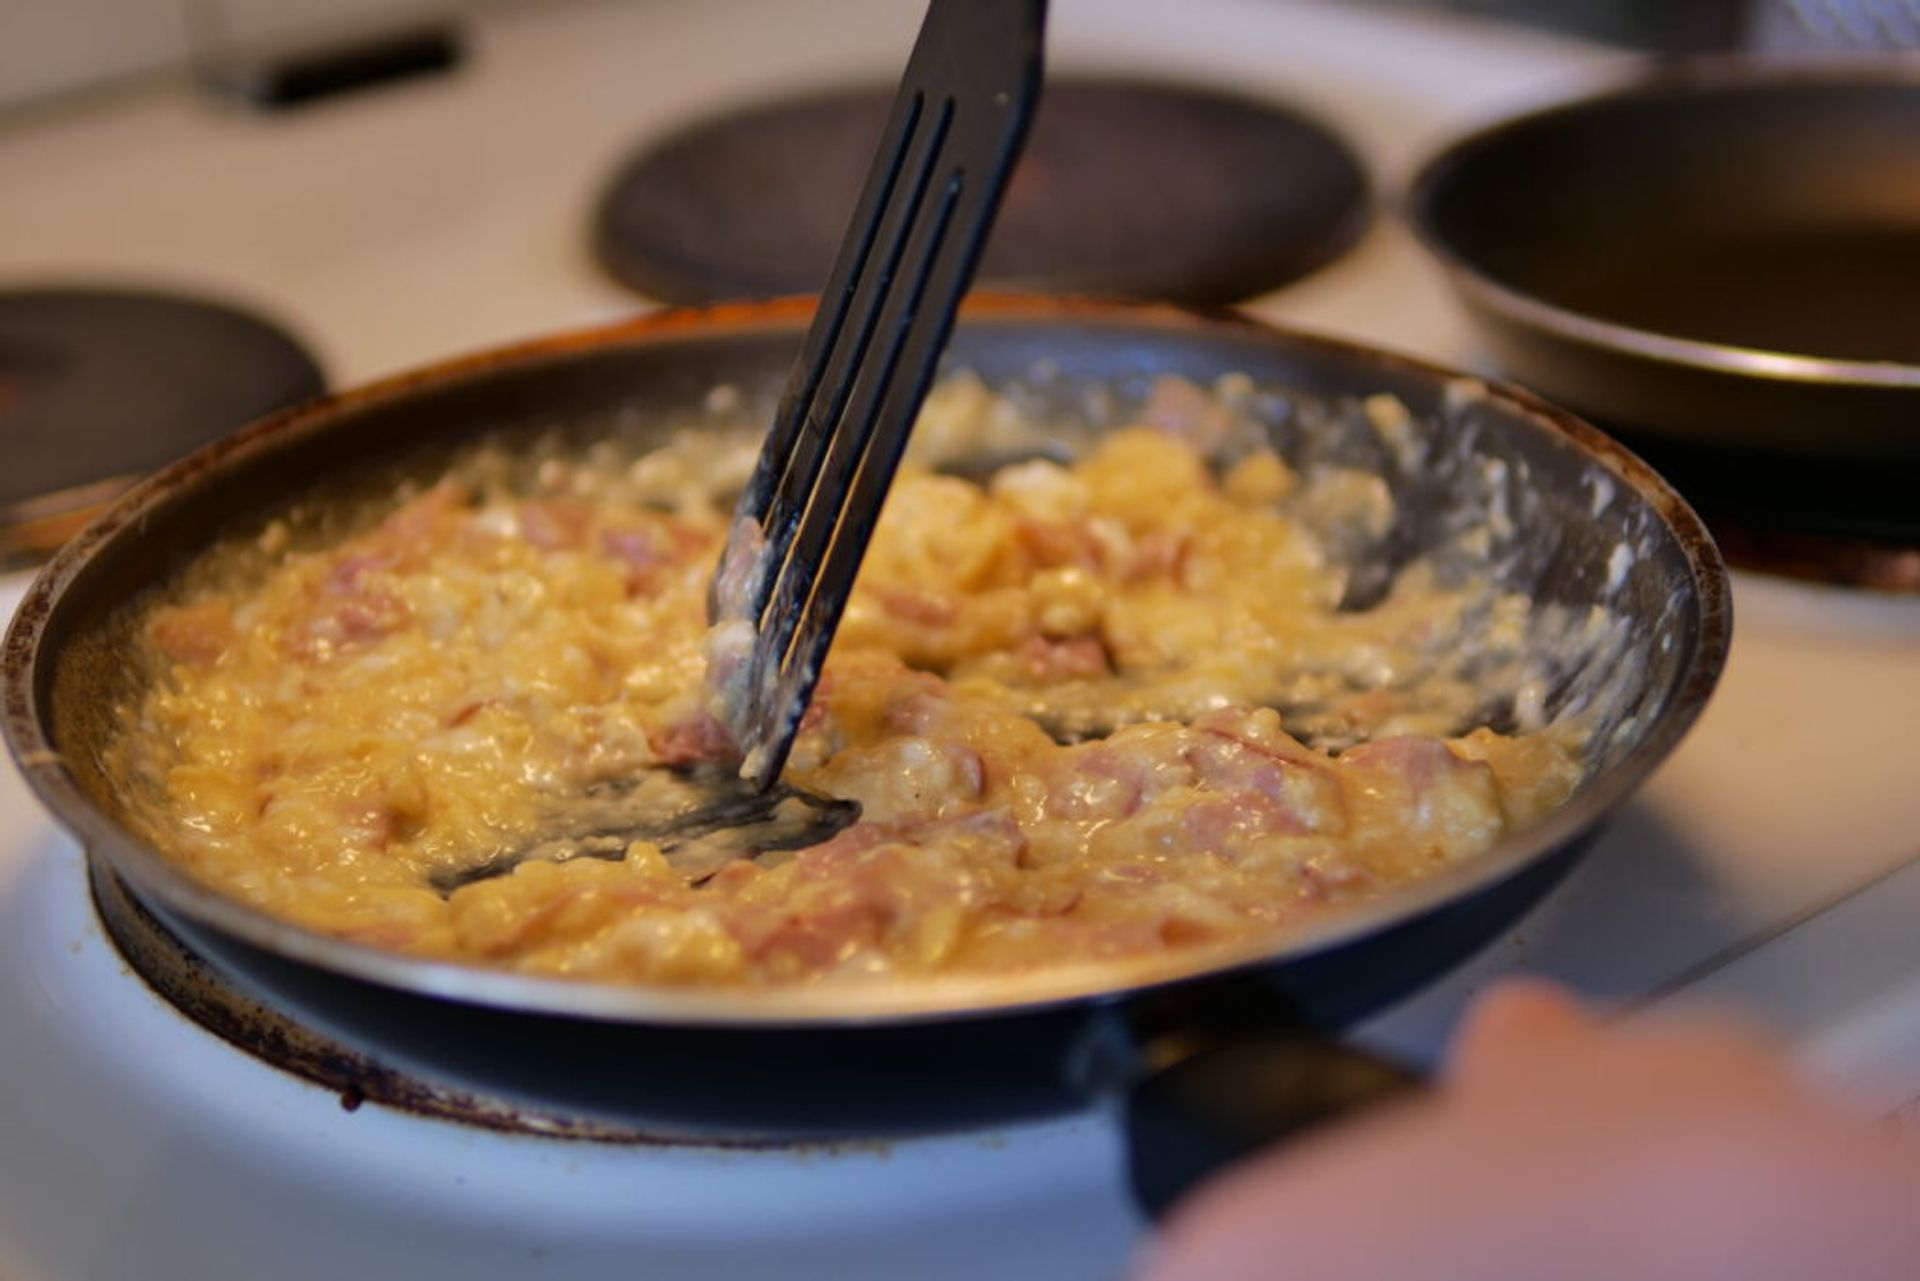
[
  {"xmin": 1125, "ymin": 1025, "xmax": 1419, "ymax": 1220},
  {"xmin": 1084, "ymin": 977, "xmax": 1422, "ymax": 1221}
]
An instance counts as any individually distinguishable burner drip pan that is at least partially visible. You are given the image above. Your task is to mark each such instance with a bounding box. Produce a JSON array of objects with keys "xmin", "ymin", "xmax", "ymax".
[
  {"xmin": 90, "ymin": 862, "xmax": 727, "ymax": 1146},
  {"xmin": 92, "ymin": 862, "xmax": 1089, "ymax": 1144},
  {"xmin": 0, "ymin": 288, "xmax": 324, "ymax": 568},
  {"xmin": 1606, "ymin": 431, "xmax": 1920, "ymax": 593},
  {"xmin": 594, "ymin": 79, "xmax": 1371, "ymax": 306}
]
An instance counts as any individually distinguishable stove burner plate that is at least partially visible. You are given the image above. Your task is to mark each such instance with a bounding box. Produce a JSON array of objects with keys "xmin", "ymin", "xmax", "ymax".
[
  {"xmin": 1713, "ymin": 525, "xmax": 1920, "ymax": 593},
  {"xmin": 594, "ymin": 79, "xmax": 1371, "ymax": 306},
  {"xmin": 1607, "ymin": 430, "xmax": 1920, "ymax": 593},
  {"xmin": 89, "ymin": 862, "xmax": 682, "ymax": 1144},
  {"xmin": 94, "ymin": 860, "xmax": 1089, "ymax": 1143},
  {"xmin": 0, "ymin": 288, "xmax": 325, "ymax": 566}
]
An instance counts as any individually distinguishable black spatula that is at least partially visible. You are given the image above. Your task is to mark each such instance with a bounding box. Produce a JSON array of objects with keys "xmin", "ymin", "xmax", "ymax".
[{"xmin": 709, "ymin": 0, "xmax": 1049, "ymax": 789}]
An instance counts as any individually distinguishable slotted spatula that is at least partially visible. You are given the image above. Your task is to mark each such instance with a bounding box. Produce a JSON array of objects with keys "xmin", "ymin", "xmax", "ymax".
[{"xmin": 709, "ymin": 0, "xmax": 1049, "ymax": 789}]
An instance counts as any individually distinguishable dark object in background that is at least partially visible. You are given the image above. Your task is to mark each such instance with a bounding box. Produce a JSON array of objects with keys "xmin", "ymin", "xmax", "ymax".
[
  {"xmin": 198, "ymin": 24, "xmax": 463, "ymax": 109},
  {"xmin": 593, "ymin": 80, "xmax": 1371, "ymax": 306},
  {"xmin": 0, "ymin": 289, "xmax": 324, "ymax": 568},
  {"xmin": 1366, "ymin": 0, "xmax": 1920, "ymax": 52},
  {"xmin": 1374, "ymin": 0, "xmax": 1745, "ymax": 50},
  {"xmin": 1410, "ymin": 64, "xmax": 1920, "ymax": 554},
  {"xmin": 2, "ymin": 297, "xmax": 1726, "ymax": 1213},
  {"xmin": 1582, "ymin": 438, "xmax": 1920, "ymax": 590}
]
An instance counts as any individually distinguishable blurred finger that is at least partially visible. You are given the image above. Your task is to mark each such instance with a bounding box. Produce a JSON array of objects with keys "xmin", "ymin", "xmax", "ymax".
[{"xmin": 1449, "ymin": 978, "xmax": 1595, "ymax": 1083}]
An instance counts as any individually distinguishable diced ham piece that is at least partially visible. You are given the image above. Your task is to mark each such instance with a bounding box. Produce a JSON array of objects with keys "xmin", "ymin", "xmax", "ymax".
[
  {"xmin": 518, "ymin": 499, "xmax": 593, "ymax": 551},
  {"xmin": 794, "ymin": 822, "xmax": 900, "ymax": 879},
  {"xmin": 1124, "ymin": 531, "xmax": 1191, "ymax": 584},
  {"xmin": 1179, "ymin": 793, "xmax": 1304, "ymax": 855},
  {"xmin": 295, "ymin": 500, "xmax": 449, "ymax": 656},
  {"xmin": 375, "ymin": 482, "xmax": 466, "ymax": 545},
  {"xmin": 646, "ymin": 713, "xmax": 738, "ymax": 766},
  {"xmin": 745, "ymin": 895, "xmax": 887, "ymax": 971},
  {"xmin": 1187, "ymin": 733, "xmax": 1299, "ymax": 811},
  {"xmin": 1046, "ymin": 712, "xmax": 1331, "ymax": 842},
  {"xmin": 1016, "ymin": 518, "xmax": 1095, "ymax": 570},
  {"xmin": 1340, "ymin": 736, "xmax": 1465, "ymax": 791},
  {"xmin": 147, "ymin": 600, "xmax": 237, "ymax": 668},
  {"xmin": 1022, "ymin": 634, "xmax": 1111, "ymax": 682},
  {"xmin": 297, "ymin": 591, "xmax": 409, "ymax": 656},
  {"xmin": 602, "ymin": 518, "xmax": 710, "ymax": 596},
  {"xmin": 921, "ymin": 807, "xmax": 1028, "ymax": 862},
  {"xmin": 335, "ymin": 600, "xmax": 401, "ymax": 642},
  {"xmin": 601, "ymin": 524, "xmax": 666, "ymax": 572},
  {"xmin": 326, "ymin": 550, "xmax": 401, "ymax": 594},
  {"xmin": 882, "ymin": 679, "xmax": 959, "ymax": 734},
  {"xmin": 1046, "ymin": 741, "xmax": 1183, "ymax": 821},
  {"xmin": 1185, "ymin": 711, "xmax": 1341, "ymax": 836},
  {"xmin": 731, "ymin": 843, "xmax": 916, "ymax": 970},
  {"xmin": 1339, "ymin": 735, "xmax": 1502, "ymax": 856},
  {"xmin": 872, "ymin": 586, "xmax": 959, "ymax": 627}
]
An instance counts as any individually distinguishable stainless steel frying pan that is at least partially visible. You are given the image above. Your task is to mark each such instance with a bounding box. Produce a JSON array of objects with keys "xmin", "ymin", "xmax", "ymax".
[{"xmin": 0, "ymin": 296, "xmax": 1729, "ymax": 1214}]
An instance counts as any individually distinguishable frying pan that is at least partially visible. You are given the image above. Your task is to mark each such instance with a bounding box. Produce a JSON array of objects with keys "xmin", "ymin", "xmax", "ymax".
[
  {"xmin": 1408, "ymin": 63, "xmax": 1920, "ymax": 536},
  {"xmin": 0, "ymin": 296, "xmax": 1728, "ymax": 1216}
]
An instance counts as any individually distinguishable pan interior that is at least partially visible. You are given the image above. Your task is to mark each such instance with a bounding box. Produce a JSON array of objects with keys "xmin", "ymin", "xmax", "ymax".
[{"xmin": 1423, "ymin": 76, "xmax": 1920, "ymax": 368}]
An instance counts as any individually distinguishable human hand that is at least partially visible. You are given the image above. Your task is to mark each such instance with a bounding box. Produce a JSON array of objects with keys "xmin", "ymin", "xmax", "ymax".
[{"xmin": 1137, "ymin": 980, "xmax": 1920, "ymax": 1281}]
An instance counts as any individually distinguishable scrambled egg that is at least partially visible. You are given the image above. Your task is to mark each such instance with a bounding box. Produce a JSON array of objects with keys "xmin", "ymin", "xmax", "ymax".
[{"xmin": 114, "ymin": 377, "xmax": 1581, "ymax": 987}]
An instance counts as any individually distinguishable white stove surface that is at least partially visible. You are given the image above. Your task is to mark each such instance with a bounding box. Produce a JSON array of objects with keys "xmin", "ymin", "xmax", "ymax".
[{"xmin": 3, "ymin": 2, "xmax": 1919, "ymax": 1278}]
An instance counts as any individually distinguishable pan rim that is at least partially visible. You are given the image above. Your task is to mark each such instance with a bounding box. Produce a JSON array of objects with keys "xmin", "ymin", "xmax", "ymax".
[
  {"xmin": 1405, "ymin": 56, "xmax": 1920, "ymax": 392},
  {"xmin": 0, "ymin": 294, "xmax": 1732, "ymax": 1029}
]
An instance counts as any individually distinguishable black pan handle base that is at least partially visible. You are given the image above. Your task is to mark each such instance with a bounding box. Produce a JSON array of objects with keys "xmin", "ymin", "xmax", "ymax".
[
  {"xmin": 1075, "ymin": 977, "xmax": 1423, "ymax": 1221},
  {"xmin": 1126, "ymin": 1028, "xmax": 1419, "ymax": 1220}
]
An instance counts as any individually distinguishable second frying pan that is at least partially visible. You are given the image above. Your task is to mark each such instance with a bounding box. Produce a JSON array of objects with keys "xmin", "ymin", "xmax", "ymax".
[{"xmin": 1409, "ymin": 63, "xmax": 1920, "ymax": 537}]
